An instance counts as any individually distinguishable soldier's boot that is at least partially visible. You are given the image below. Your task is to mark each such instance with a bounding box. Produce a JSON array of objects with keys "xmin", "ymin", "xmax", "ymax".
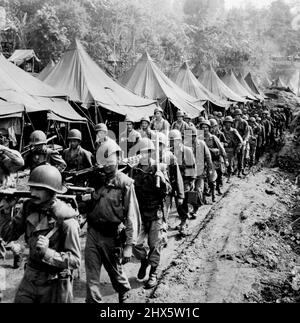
[
  {"xmin": 216, "ymin": 185, "xmax": 222, "ymax": 195},
  {"xmin": 137, "ymin": 259, "xmax": 149, "ymax": 281},
  {"xmin": 145, "ymin": 266, "xmax": 158, "ymax": 289},
  {"xmin": 13, "ymin": 254, "xmax": 22, "ymax": 269},
  {"xmin": 119, "ymin": 291, "xmax": 130, "ymax": 303}
]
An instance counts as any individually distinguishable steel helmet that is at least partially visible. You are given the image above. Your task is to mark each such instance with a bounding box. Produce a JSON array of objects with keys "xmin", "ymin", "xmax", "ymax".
[
  {"xmin": 243, "ymin": 115, "xmax": 249, "ymax": 121},
  {"xmin": 249, "ymin": 117, "xmax": 256, "ymax": 123},
  {"xmin": 235, "ymin": 109, "xmax": 242, "ymax": 116},
  {"xmin": 30, "ymin": 130, "xmax": 47, "ymax": 146},
  {"xmin": 176, "ymin": 110, "xmax": 185, "ymax": 117},
  {"xmin": 95, "ymin": 123, "xmax": 108, "ymax": 132},
  {"xmin": 96, "ymin": 139, "xmax": 121, "ymax": 164},
  {"xmin": 224, "ymin": 116, "xmax": 234, "ymax": 123},
  {"xmin": 199, "ymin": 120, "xmax": 211, "ymax": 128},
  {"xmin": 217, "ymin": 112, "xmax": 223, "ymax": 117},
  {"xmin": 28, "ymin": 165, "xmax": 67, "ymax": 193},
  {"xmin": 254, "ymin": 114, "xmax": 259, "ymax": 118},
  {"xmin": 140, "ymin": 116, "xmax": 150, "ymax": 124},
  {"xmin": 199, "ymin": 117, "xmax": 206, "ymax": 123},
  {"xmin": 68, "ymin": 129, "xmax": 82, "ymax": 141},
  {"xmin": 209, "ymin": 119, "xmax": 218, "ymax": 127},
  {"xmin": 138, "ymin": 137, "xmax": 155, "ymax": 152},
  {"xmin": 256, "ymin": 117, "xmax": 262, "ymax": 122},
  {"xmin": 184, "ymin": 113, "xmax": 191, "ymax": 119},
  {"xmin": 262, "ymin": 110, "xmax": 269, "ymax": 115},
  {"xmin": 169, "ymin": 129, "xmax": 182, "ymax": 140},
  {"xmin": 154, "ymin": 107, "xmax": 163, "ymax": 114},
  {"xmin": 153, "ymin": 132, "xmax": 168, "ymax": 147},
  {"xmin": 213, "ymin": 111, "xmax": 218, "ymax": 116}
]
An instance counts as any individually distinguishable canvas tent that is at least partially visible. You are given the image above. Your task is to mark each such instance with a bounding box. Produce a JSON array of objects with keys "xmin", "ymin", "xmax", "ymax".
[
  {"xmin": 8, "ymin": 49, "xmax": 41, "ymax": 66},
  {"xmin": 119, "ymin": 52, "xmax": 204, "ymax": 118},
  {"xmin": 38, "ymin": 59, "xmax": 56, "ymax": 81},
  {"xmin": 0, "ymin": 53, "xmax": 86, "ymax": 124},
  {"xmin": 200, "ymin": 66, "xmax": 247, "ymax": 103},
  {"xmin": 271, "ymin": 76, "xmax": 287, "ymax": 88},
  {"xmin": 172, "ymin": 62, "xmax": 230, "ymax": 109},
  {"xmin": 236, "ymin": 73, "xmax": 262, "ymax": 101},
  {"xmin": 244, "ymin": 72, "xmax": 265, "ymax": 100},
  {"xmin": 42, "ymin": 39, "xmax": 158, "ymax": 121},
  {"xmin": 221, "ymin": 70, "xmax": 257, "ymax": 101}
]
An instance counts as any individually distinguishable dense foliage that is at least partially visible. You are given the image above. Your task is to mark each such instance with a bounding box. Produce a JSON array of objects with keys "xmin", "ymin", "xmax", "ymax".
[{"xmin": 0, "ymin": 0, "xmax": 299, "ymax": 79}]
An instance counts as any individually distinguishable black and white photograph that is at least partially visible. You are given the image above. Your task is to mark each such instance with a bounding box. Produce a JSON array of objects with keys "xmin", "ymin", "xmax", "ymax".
[{"xmin": 0, "ymin": 0, "xmax": 299, "ymax": 309}]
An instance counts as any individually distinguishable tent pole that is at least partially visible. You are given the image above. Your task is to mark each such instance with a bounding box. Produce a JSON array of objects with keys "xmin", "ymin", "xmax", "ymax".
[
  {"xmin": 86, "ymin": 121, "xmax": 95, "ymax": 152},
  {"xmin": 19, "ymin": 112, "xmax": 25, "ymax": 152}
]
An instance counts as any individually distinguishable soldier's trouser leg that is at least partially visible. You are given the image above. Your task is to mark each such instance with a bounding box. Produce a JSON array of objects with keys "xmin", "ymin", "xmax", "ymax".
[
  {"xmin": 163, "ymin": 195, "xmax": 172, "ymax": 224},
  {"xmin": 15, "ymin": 266, "xmax": 73, "ymax": 303},
  {"xmin": 237, "ymin": 146, "xmax": 245, "ymax": 172},
  {"xmin": 85, "ymin": 227, "xmax": 130, "ymax": 303},
  {"xmin": 134, "ymin": 219, "xmax": 163, "ymax": 268},
  {"xmin": 249, "ymin": 144, "xmax": 256, "ymax": 167},
  {"xmin": 193, "ymin": 177, "xmax": 204, "ymax": 213},
  {"xmin": 216, "ymin": 169, "xmax": 222, "ymax": 190}
]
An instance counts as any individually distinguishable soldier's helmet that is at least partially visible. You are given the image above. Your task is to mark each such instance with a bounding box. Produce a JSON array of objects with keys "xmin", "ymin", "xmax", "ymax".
[
  {"xmin": 198, "ymin": 116, "xmax": 206, "ymax": 123},
  {"xmin": 138, "ymin": 138, "xmax": 155, "ymax": 152},
  {"xmin": 184, "ymin": 113, "xmax": 191, "ymax": 120},
  {"xmin": 153, "ymin": 132, "xmax": 168, "ymax": 147},
  {"xmin": 234, "ymin": 109, "xmax": 242, "ymax": 116},
  {"xmin": 243, "ymin": 115, "xmax": 249, "ymax": 121},
  {"xmin": 169, "ymin": 129, "xmax": 182, "ymax": 140},
  {"xmin": 176, "ymin": 110, "xmax": 185, "ymax": 117},
  {"xmin": 223, "ymin": 116, "xmax": 234, "ymax": 124},
  {"xmin": 249, "ymin": 117, "xmax": 256, "ymax": 123},
  {"xmin": 262, "ymin": 110, "xmax": 269, "ymax": 115},
  {"xmin": 28, "ymin": 165, "xmax": 67, "ymax": 193},
  {"xmin": 217, "ymin": 112, "xmax": 223, "ymax": 117},
  {"xmin": 209, "ymin": 119, "xmax": 218, "ymax": 127},
  {"xmin": 154, "ymin": 107, "xmax": 163, "ymax": 114},
  {"xmin": 95, "ymin": 123, "xmax": 108, "ymax": 132},
  {"xmin": 68, "ymin": 129, "xmax": 82, "ymax": 141},
  {"xmin": 96, "ymin": 140, "xmax": 122, "ymax": 165},
  {"xmin": 30, "ymin": 130, "xmax": 47, "ymax": 146},
  {"xmin": 199, "ymin": 120, "xmax": 211, "ymax": 128},
  {"xmin": 140, "ymin": 116, "xmax": 151, "ymax": 124}
]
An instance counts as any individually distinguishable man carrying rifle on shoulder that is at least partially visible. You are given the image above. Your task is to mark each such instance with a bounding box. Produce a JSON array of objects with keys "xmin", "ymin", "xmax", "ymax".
[
  {"xmin": 82, "ymin": 138, "xmax": 141, "ymax": 303},
  {"xmin": 0, "ymin": 165, "xmax": 81, "ymax": 303},
  {"xmin": 63, "ymin": 129, "xmax": 94, "ymax": 186},
  {"xmin": 0, "ymin": 143, "xmax": 24, "ymax": 300},
  {"xmin": 23, "ymin": 130, "xmax": 66, "ymax": 172}
]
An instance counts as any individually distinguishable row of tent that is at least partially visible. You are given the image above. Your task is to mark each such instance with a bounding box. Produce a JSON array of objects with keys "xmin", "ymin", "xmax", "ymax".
[{"xmin": 1, "ymin": 39, "xmax": 268, "ymax": 141}]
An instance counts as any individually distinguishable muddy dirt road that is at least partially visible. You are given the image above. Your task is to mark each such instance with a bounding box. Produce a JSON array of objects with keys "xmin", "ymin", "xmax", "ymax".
[{"xmin": 2, "ymin": 165, "xmax": 300, "ymax": 303}]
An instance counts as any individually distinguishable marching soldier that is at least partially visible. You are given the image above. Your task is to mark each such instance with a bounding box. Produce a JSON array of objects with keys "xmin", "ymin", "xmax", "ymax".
[
  {"xmin": 169, "ymin": 129, "xmax": 196, "ymax": 235},
  {"xmin": 200, "ymin": 120, "xmax": 226, "ymax": 200},
  {"xmin": 0, "ymin": 165, "xmax": 81, "ymax": 303},
  {"xmin": 261, "ymin": 110, "xmax": 272, "ymax": 150},
  {"xmin": 63, "ymin": 129, "xmax": 94, "ymax": 173},
  {"xmin": 248, "ymin": 117, "xmax": 260, "ymax": 167},
  {"xmin": 255, "ymin": 116, "xmax": 265, "ymax": 163},
  {"xmin": 233, "ymin": 109, "xmax": 250, "ymax": 177},
  {"xmin": 171, "ymin": 111, "xmax": 190, "ymax": 137},
  {"xmin": 138, "ymin": 116, "xmax": 155, "ymax": 140},
  {"xmin": 84, "ymin": 141, "xmax": 141, "ymax": 303},
  {"xmin": 150, "ymin": 107, "xmax": 170, "ymax": 136},
  {"xmin": 119, "ymin": 116, "xmax": 141, "ymax": 157},
  {"xmin": 24, "ymin": 130, "xmax": 66, "ymax": 172},
  {"xmin": 190, "ymin": 129, "xmax": 213, "ymax": 218},
  {"xmin": 131, "ymin": 138, "xmax": 170, "ymax": 288},
  {"xmin": 0, "ymin": 144, "xmax": 24, "ymax": 299},
  {"xmin": 183, "ymin": 113, "xmax": 197, "ymax": 135},
  {"xmin": 222, "ymin": 116, "xmax": 243, "ymax": 182}
]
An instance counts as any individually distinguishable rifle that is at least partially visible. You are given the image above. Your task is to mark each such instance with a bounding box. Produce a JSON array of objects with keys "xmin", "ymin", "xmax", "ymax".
[
  {"xmin": 0, "ymin": 186, "xmax": 94, "ymax": 210},
  {"xmin": 21, "ymin": 135, "xmax": 58, "ymax": 155}
]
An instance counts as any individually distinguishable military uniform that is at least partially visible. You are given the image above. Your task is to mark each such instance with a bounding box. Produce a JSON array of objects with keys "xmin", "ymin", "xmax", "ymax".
[
  {"xmin": 131, "ymin": 159, "xmax": 169, "ymax": 281},
  {"xmin": 0, "ymin": 197, "xmax": 81, "ymax": 303},
  {"xmin": 0, "ymin": 145, "xmax": 25, "ymax": 275},
  {"xmin": 84, "ymin": 171, "xmax": 141, "ymax": 303},
  {"xmin": 171, "ymin": 120, "xmax": 190, "ymax": 137},
  {"xmin": 24, "ymin": 147, "xmax": 66, "ymax": 172},
  {"xmin": 150, "ymin": 118, "xmax": 170, "ymax": 135},
  {"xmin": 233, "ymin": 117, "xmax": 249, "ymax": 174},
  {"xmin": 63, "ymin": 146, "xmax": 93, "ymax": 171},
  {"xmin": 119, "ymin": 129, "xmax": 141, "ymax": 157}
]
